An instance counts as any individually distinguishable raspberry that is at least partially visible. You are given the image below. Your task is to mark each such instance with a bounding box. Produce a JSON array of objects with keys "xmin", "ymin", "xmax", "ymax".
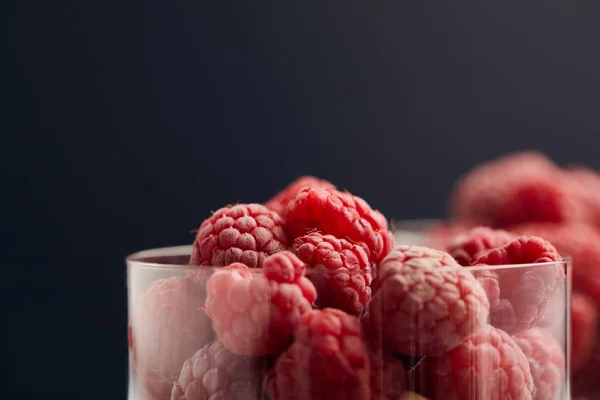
[
  {"xmin": 572, "ymin": 340, "xmax": 600, "ymax": 397},
  {"xmin": 450, "ymin": 151, "xmax": 582, "ymax": 227},
  {"xmin": 565, "ymin": 166, "xmax": 600, "ymax": 229},
  {"xmin": 190, "ymin": 203, "xmax": 289, "ymax": 268},
  {"xmin": 472, "ymin": 236, "xmax": 564, "ymax": 334},
  {"xmin": 447, "ymin": 227, "xmax": 516, "ymax": 266},
  {"xmin": 513, "ymin": 329, "xmax": 565, "ymax": 400},
  {"xmin": 266, "ymin": 308, "xmax": 371, "ymax": 400},
  {"xmin": 364, "ymin": 245, "xmax": 489, "ymax": 356},
  {"xmin": 205, "ymin": 253, "xmax": 316, "ymax": 356},
  {"xmin": 291, "ymin": 232, "xmax": 373, "ymax": 315},
  {"xmin": 285, "ymin": 187, "xmax": 394, "ymax": 261},
  {"xmin": 509, "ymin": 222, "xmax": 600, "ymax": 310},
  {"xmin": 423, "ymin": 325, "xmax": 534, "ymax": 400},
  {"xmin": 265, "ymin": 176, "xmax": 335, "ymax": 216},
  {"xmin": 571, "ymin": 292, "xmax": 597, "ymax": 371},
  {"xmin": 132, "ymin": 277, "xmax": 214, "ymax": 400},
  {"xmin": 170, "ymin": 340, "xmax": 266, "ymax": 400}
]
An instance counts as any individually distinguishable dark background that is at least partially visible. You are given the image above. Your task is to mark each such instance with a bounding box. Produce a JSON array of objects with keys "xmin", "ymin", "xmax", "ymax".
[{"xmin": 3, "ymin": 1, "xmax": 600, "ymax": 399}]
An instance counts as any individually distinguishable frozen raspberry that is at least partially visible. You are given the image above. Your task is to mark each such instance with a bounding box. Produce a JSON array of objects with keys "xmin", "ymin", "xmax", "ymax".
[
  {"xmin": 285, "ymin": 187, "xmax": 394, "ymax": 261},
  {"xmin": 509, "ymin": 222, "xmax": 600, "ymax": 309},
  {"xmin": 364, "ymin": 245, "xmax": 489, "ymax": 356},
  {"xmin": 266, "ymin": 308, "xmax": 371, "ymax": 400},
  {"xmin": 265, "ymin": 176, "xmax": 335, "ymax": 216},
  {"xmin": 450, "ymin": 151, "xmax": 582, "ymax": 227},
  {"xmin": 190, "ymin": 203, "xmax": 289, "ymax": 268},
  {"xmin": 571, "ymin": 292, "xmax": 597, "ymax": 371},
  {"xmin": 132, "ymin": 277, "xmax": 214, "ymax": 400},
  {"xmin": 205, "ymin": 253, "xmax": 316, "ymax": 356},
  {"xmin": 291, "ymin": 232, "xmax": 373, "ymax": 315},
  {"xmin": 170, "ymin": 340, "xmax": 265, "ymax": 400},
  {"xmin": 423, "ymin": 325, "xmax": 534, "ymax": 400},
  {"xmin": 513, "ymin": 329, "xmax": 565, "ymax": 400},
  {"xmin": 447, "ymin": 227, "xmax": 516, "ymax": 266},
  {"xmin": 472, "ymin": 236, "xmax": 564, "ymax": 334}
]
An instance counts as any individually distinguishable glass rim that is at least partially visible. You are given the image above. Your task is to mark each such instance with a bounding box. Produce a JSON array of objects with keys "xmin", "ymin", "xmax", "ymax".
[{"xmin": 126, "ymin": 244, "xmax": 570, "ymax": 272}]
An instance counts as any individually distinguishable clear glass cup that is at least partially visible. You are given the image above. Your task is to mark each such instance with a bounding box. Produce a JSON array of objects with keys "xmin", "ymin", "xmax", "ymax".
[{"xmin": 127, "ymin": 243, "xmax": 570, "ymax": 400}]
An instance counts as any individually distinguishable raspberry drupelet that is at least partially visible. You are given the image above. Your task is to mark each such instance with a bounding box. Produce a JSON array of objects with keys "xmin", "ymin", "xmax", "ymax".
[{"xmin": 265, "ymin": 176, "xmax": 335, "ymax": 217}]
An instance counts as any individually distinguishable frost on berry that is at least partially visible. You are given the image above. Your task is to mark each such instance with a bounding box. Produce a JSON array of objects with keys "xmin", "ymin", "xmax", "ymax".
[
  {"xmin": 292, "ymin": 232, "xmax": 373, "ymax": 316},
  {"xmin": 191, "ymin": 203, "xmax": 289, "ymax": 268},
  {"xmin": 424, "ymin": 325, "xmax": 535, "ymax": 400},
  {"xmin": 265, "ymin": 175, "xmax": 335, "ymax": 216},
  {"xmin": 170, "ymin": 340, "xmax": 266, "ymax": 400},
  {"xmin": 447, "ymin": 227, "xmax": 516, "ymax": 266},
  {"xmin": 472, "ymin": 236, "xmax": 565, "ymax": 334},
  {"xmin": 364, "ymin": 245, "xmax": 489, "ymax": 356},
  {"xmin": 132, "ymin": 276, "xmax": 214, "ymax": 400},
  {"xmin": 205, "ymin": 254, "xmax": 316, "ymax": 356},
  {"xmin": 266, "ymin": 308, "xmax": 371, "ymax": 400},
  {"xmin": 285, "ymin": 187, "xmax": 394, "ymax": 261},
  {"xmin": 513, "ymin": 329, "xmax": 565, "ymax": 400}
]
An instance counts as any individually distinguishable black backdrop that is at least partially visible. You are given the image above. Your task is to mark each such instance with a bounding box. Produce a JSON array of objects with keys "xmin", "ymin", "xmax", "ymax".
[{"xmin": 3, "ymin": 1, "xmax": 600, "ymax": 399}]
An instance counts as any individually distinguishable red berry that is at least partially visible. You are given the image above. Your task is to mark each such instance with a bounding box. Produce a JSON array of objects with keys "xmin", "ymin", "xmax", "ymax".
[
  {"xmin": 266, "ymin": 308, "xmax": 371, "ymax": 400},
  {"xmin": 190, "ymin": 203, "xmax": 289, "ymax": 268},
  {"xmin": 364, "ymin": 245, "xmax": 490, "ymax": 356},
  {"xmin": 170, "ymin": 340, "xmax": 265, "ymax": 400},
  {"xmin": 572, "ymin": 339, "xmax": 600, "ymax": 397},
  {"xmin": 265, "ymin": 176, "xmax": 335, "ymax": 216},
  {"xmin": 450, "ymin": 151, "xmax": 582, "ymax": 227},
  {"xmin": 447, "ymin": 227, "xmax": 516, "ymax": 266},
  {"xmin": 285, "ymin": 187, "xmax": 394, "ymax": 261},
  {"xmin": 510, "ymin": 222, "xmax": 600, "ymax": 310},
  {"xmin": 132, "ymin": 277, "xmax": 214, "ymax": 400},
  {"xmin": 570, "ymin": 292, "xmax": 597, "ymax": 371},
  {"xmin": 424, "ymin": 325, "xmax": 534, "ymax": 400},
  {"xmin": 513, "ymin": 329, "xmax": 565, "ymax": 400},
  {"xmin": 291, "ymin": 232, "xmax": 373, "ymax": 316},
  {"xmin": 205, "ymin": 253, "xmax": 316, "ymax": 356},
  {"xmin": 564, "ymin": 166, "xmax": 600, "ymax": 230},
  {"xmin": 472, "ymin": 236, "xmax": 564, "ymax": 334}
]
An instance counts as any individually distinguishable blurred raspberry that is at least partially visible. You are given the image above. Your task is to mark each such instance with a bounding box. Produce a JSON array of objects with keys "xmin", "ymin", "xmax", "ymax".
[
  {"xmin": 572, "ymin": 339, "xmax": 600, "ymax": 398},
  {"xmin": 364, "ymin": 245, "xmax": 489, "ymax": 356},
  {"xmin": 450, "ymin": 151, "xmax": 583, "ymax": 227},
  {"xmin": 205, "ymin": 253, "xmax": 316, "ymax": 356},
  {"xmin": 190, "ymin": 203, "xmax": 289, "ymax": 268},
  {"xmin": 472, "ymin": 236, "xmax": 564, "ymax": 333},
  {"xmin": 509, "ymin": 222, "xmax": 600, "ymax": 310},
  {"xmin": 170, "ymin": 340, "xmax": 265, "ymax": 400},
  {"xmin": 571, "ymin": 292, "xmax": 597, "ymax": 371},
  {"xmin": 447, "ymin": 226, "xmax": 516, "ymax": 266},
  {"xmin": 513, "ymin": 329, "xmax": 565, "ymax": 400},
  {"xmin": 266, "ymin": 308, "xmax": 371, "ymax": 400},
  {"xmin": 291, "ymin": 232, "xmax": 373, "ymax": 315},
  {"xmin": 565, "ymin": 165, "xmax": 600, "ymax": 230},
  {"xmin": 132, "ymin": 277, "xmax": 214, "ymax": 400},
  {"xmin": 424, "ymin": 221, "xmax": 476, "ymax": 251},
  {"xmin": 265, "ymin": 176, "xmax": 335, "ymax": 216},
  {"xmin": 423, "ymin": 325, "xmax": 534, "ymax": 400},
  {"xmin": 285, "ymin": 187, "xmax": 394, "ymax": 261}
]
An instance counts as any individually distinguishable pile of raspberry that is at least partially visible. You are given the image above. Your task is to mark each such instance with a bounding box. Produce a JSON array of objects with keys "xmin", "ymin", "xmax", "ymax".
[
  {"xmin": 426, "ymin": 151, "xmax": 598, "ymax": 397},
  {"xmin": 129, "ymin": 174, "xmax": 569, "ymax": 400}
]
